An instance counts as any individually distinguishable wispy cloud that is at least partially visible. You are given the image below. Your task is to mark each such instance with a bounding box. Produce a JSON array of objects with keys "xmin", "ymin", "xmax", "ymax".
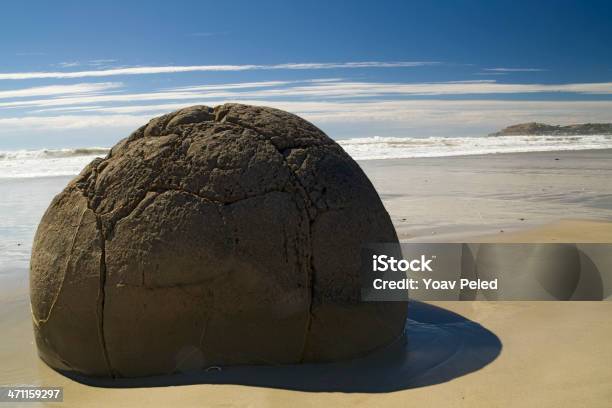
[
  {"xmin": 4, "ymin": 79, "xmax": 612, "ymax": 112},
  {"xmin": 484, "ymin": 67, "xmax": 547, "ymax": 72},
  {"xmin": 252, "ymin": 80, "xmax": 612, "ymax": 96},
  {"xmin": 475, "ymin": 72, "xmax": 507, "ymax": 76},
  {"xmin": 56, "ymin": 61, "xmax": 81, "ymax": 68},
  {"xmin": 2, "ymin": 77, "xmax": 612, "ymax": 138},
  {"xmin": 170, "ymin": 80, "xmax": 297, "ymax": 91},
  {"xmin": 0, "ymin": 82, "xmax": 121, "ymax": 100},
  {"xmin": 0, "ymin": 61, "xmax": 437, "ymax": 80},
  {"xmin": 88, "ymin": 59, "xmax": 117, "ymax": 66},
  {"xmin": 170, "ymin": 78, "xmax": 341, "ymax": 92},
  {"xmin": 4, "ymin": 100, "xmax": 612, "ymax": 136},
  {"xmin": 53, "ymin": 59, "xmax": 118, "ymax": 68},
  {"xmin": 0, "ymin": 114, "xmax": 149, "ymax": 130}
]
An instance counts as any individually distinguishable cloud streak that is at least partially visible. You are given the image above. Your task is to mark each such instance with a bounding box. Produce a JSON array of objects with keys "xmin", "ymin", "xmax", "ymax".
[
  {"xmin": 4, "ymin": 79, "xmax": 612, "ymax": 112},
  {"xmin": 484, "ymin": 67, "xmax": 547, "ymax": 72},
  {"xmin": 4, "ymin": 100, "xmax": 612, "ymax": 137},
  {"xmin": 0, "ymin": 61, "xmax": 437, "ymax": 80},
  {"xmin": 2, "ymin": 77, "xmax": 612, "ymax": 140},
  {"xmin": 0, "ymin": 114, "xmax": 149, "ymax": 130},
  {"xmin": 0, "ymin": 82, "xmax": 121, "ymax": 100}
]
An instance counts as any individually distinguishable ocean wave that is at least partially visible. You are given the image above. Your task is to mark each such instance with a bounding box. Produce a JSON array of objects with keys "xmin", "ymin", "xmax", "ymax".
[
  {"xmin": 2, "ymin": 134, "xmax": 612, "ymax": 178},
  {"xmin": 0, "ymin": 147, "xmax": 109, "ymax": 179},
  {"xmin": 338, "ymin": 134, "xmax": 612, "ymax": 160},
  {"xmin": 0, "ymin": 147, "xmax": 110, "ymax": 161}
]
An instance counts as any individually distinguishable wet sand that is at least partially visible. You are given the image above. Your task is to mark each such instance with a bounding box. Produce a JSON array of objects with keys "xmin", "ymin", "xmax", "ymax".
[
  {"xmin": 1, "ymin": 150, "xmax": 612, "ymax": 407},
  {"xmin": 475, "ymin": 218, "xmax": 612, "ymax": 243},
  {"xmin": 360, "ymin": 149, "xmax": 612, "ymax": 241}
]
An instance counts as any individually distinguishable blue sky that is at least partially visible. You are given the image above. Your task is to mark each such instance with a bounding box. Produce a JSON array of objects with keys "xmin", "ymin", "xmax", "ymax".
[{"xmin": 1, "ymin": 0, "xmax": 612, "ymax": 149}]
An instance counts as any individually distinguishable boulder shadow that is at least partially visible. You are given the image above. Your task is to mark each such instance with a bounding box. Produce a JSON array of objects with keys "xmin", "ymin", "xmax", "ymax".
[{"xmin": 63, "ymin": 301, "xmax": 502, "ymax": 393}]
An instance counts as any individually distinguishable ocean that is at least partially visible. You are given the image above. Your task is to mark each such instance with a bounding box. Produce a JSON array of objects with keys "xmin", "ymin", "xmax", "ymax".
[
  {"xmin": 2, "ymin": 134, "xmax": 612, "ymax": 179},
  {"xmin": 0, "ymin": 176, "xmax": 72, "ymax": 285}
]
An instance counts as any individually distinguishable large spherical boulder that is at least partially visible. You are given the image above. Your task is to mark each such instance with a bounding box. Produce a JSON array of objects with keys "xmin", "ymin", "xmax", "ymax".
[{"xmin": 30, "ymin": 104, "xmax": 407, "ymax": 378}]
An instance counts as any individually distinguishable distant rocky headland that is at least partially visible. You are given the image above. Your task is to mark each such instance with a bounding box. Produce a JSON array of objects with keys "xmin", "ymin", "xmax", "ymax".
[{"xmin": 489, "ymin": 122, "xmax": 612, "ymax": 136}]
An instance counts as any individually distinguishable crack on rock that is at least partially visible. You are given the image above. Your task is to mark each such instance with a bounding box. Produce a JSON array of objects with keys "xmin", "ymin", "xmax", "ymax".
[
  {"xmin": 220, "ymin": 117, "xmax": 336, "ymax": 156},
  {"xmin": 35, "ymin": 206, "xmax": 87, "ymax": 325},
  {"xmin": 73, "ymin": 108, "xmax": 332, "ymax": 236},
  {"xmin": 95, "ymin": 215, "xmax": 114, "ymax": 378},
  {"xmin": 222, "ymin": 123, "xmax": 322, "ymax": 362},
  {"xmin": 98, "ymin": 183, "xmax": 298, "ymax": 238},
  {"xmin": 263, "ymin": 145, "xmax": 319, "ymax": 363},
  {"xmin": 204, "ymin": 112, "xmax": 325, "ymax": 361},
  {"xmin": 74, "ymin": 160, "xmax": 115, "ymax": 377}
]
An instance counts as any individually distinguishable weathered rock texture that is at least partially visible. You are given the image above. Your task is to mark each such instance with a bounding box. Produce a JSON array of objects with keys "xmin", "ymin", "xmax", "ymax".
[{"xmin": 30, "ymin": 104, "xmax": 407, "ymax": 378}]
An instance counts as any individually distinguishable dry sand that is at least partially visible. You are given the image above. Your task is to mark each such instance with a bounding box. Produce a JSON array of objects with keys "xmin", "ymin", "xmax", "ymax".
[{"xmin": 2, "ymin": 150, "xmax": 612, "ymax": 407}]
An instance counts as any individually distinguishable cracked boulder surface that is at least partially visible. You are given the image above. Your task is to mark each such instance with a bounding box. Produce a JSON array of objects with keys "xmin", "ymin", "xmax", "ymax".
[{"xmin": 30, "ymin": 104, "xmax": 407, "ymax": 378}]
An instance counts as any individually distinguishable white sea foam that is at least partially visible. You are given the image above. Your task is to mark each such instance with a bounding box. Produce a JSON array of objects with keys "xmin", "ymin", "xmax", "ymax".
[
  {"xmin": 2, "ymin": 134, "xmax": 612, "ymax": 178},
  {"xmin": 338, "ymin": 134, "xmax": 612, "ymax": 160},
  {"xmin": 0, "ymin": 147, "xmax": 110, "ymax": 179}
]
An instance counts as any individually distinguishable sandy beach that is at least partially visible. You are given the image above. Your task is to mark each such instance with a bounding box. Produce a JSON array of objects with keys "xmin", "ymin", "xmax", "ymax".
[
  {"xmin": 1, "ymin": 149, "xmax": 612, "ymax": 407},
  {"xmin": 360, "ymin": 149, "xmax": 612, "ymax": 242}
]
